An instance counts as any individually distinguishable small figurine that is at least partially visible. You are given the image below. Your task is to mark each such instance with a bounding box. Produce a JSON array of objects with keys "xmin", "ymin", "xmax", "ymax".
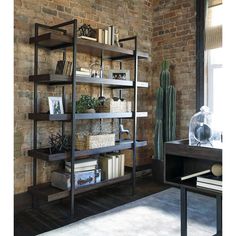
[
  {"xmin": 119, "ymin": 124, "xmax": 130, "ymax": 140},
  {"xmin": 114, "ymin": 28, "xmax": 120, "ymax": 47}
]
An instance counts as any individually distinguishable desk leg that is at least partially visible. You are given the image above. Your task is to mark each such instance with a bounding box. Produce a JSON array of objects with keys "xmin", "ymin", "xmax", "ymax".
[
  {"xmin": 216, "ymin": 195, "xmax": 222, "ymax": 235},
  {"xmin": 181, "ymin": 187, "xmax": 187, "ymax": 236}
]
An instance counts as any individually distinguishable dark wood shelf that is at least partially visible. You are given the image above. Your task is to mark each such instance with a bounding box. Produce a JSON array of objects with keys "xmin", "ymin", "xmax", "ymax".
[
  {"xmin": 28, "ymin": 112, "xmax": 148, "ymax": 121},
  {"xmin": 29, "ymin": 74, "xmax": 72, "ymax": 85},
  {"xmin": 165, "ymin": 139, "xmax": 222, "ymax": 162},
  {"xmin": 29, "ymin": 32, "xmax": 149, "ymax": 60},
  {"xmin": 165, "ymin": 178, "xmax": 222, "ymax": 195},
  {"xmin": 29, "ymin": 74, "xmax": 149, "ymax": 88},
  {"xmin": 28, "ymin": 140, "xmax": 148, "ymax": 161},
  {"xmin": 28, "ymin": 169, "xmax": 152, "ymax": 202}
]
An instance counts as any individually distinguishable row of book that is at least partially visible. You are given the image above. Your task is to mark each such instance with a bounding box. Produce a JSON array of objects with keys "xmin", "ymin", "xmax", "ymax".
[
  {"xmin": 51, "ymin": 153, "xmax": 125, "ymax": 190},
  {"xmin": 97, "ymin": 25, "xmax": 116, "ymax": 45},
  {"xmin": 76, "ymin": 67, "xmax": 90, "ymax": 77},
  {"xmin": 77, "ymin": 26, "xmax": 117, "ymax": 46},
  {"xmin": 196, "ymin": 173, "xmax": 222, "ymax": 192},
  {"xmin": 55, "ymin": 60, "xmax": 72, "ymax": 76},
  {"xmin": 100, "ymin": 153, "xmax": 125, "ymax": 179}
]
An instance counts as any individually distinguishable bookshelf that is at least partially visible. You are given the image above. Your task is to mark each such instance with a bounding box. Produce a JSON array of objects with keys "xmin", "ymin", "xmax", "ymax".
[{"xmin": 28, "ymin": 19, "xmax": 149, "ymax": 217}]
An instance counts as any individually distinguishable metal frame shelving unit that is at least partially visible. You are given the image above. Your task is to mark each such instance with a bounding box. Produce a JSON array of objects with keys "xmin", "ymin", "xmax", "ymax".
[{"xmin": 29, "ymin": 19, "xmax": 149, "ymax": 217}]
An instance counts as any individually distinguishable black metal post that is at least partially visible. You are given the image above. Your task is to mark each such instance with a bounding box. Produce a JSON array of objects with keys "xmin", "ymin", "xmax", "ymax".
[
  {"xmin": 70, "ymin": 19, "xmax": 77, "ymax": 218},
  {"xmin": 119, "ymin": 61, "xmax": 123, "ymax": 141},
  {"xmin": 32, "ymin": 23, "xmax": 39, "ymax": 208},
  {"xmin": 33, "ymin": 23, "xmax": 39, "ymax": 186},
  {"xmin": 100, "ymin": 50, "xmax": 104, "ymax": 95},
  {"xmin": 62, "ymin": 48, "xmax": 66, "ymax": 136},
  {"xmin": 216, "ymin": 194, "xmax": 222, "ymax": 235},
  {"xmin": 132, "ymin": 36, "xmax": 138, "ymax": 195},
  {"xmin": 180, "ymin": 187, "xmax": 187, "ymax": 236},
  {"xmin": 196, "ymin": 0, "xmax": 206, "ymax": 111}
]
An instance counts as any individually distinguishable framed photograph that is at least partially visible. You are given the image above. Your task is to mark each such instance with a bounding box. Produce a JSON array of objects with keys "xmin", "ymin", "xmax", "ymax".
[
  {"xmin": 48, "ymin": 97, "xmax": 64, "ymax": 115},
  {"xmin": 108, "ymin": 69, "xmax": 130, "ymax": 80}
]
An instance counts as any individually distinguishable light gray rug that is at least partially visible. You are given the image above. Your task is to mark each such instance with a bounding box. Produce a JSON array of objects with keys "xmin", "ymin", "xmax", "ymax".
[{"xmin": 38, "ymin": 188, "xmax": 216, "ymax": 236}]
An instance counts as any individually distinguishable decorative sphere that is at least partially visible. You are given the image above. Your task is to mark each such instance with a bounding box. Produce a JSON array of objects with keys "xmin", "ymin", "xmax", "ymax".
[
  {"xmin": 211, "ymin": 164, "xmax": 222, "ymax": 177},
  {"xmin": 194, "ymin": 123, "xmax": 212, "ymax": 143}
]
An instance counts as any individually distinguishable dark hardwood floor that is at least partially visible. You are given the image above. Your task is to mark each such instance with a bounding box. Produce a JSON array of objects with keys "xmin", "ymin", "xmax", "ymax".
[{"xmin": 14, "ymin": 175, "xmax": 168, "ymax": 236}]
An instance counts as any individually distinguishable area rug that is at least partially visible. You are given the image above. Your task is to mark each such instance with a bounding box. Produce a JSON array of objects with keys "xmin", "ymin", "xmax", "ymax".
[{"xmin": 38, "ymin": 187, "xmax": 216, "ymax": 236}]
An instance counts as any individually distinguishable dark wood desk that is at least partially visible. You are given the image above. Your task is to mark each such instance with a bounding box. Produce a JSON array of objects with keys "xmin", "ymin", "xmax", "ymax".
[{"xmin": 164, "ymin": 139, "xmax": 222, "ymax": 236}]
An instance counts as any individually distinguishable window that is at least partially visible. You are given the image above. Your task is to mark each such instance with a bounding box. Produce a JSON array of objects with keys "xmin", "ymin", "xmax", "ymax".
[{"xmin": 205, "ymin": 1, "xmax": 223, "ymax": 131}]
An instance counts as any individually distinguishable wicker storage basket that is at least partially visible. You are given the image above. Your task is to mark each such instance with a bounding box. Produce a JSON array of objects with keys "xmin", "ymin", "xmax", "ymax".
[
  {"xmin": 76, "ymin": 133, "xmax": 115, "ymax": 150},
  {"xmin": 98, "ymin": 99, "xmax": 131, "ymax": 113}
]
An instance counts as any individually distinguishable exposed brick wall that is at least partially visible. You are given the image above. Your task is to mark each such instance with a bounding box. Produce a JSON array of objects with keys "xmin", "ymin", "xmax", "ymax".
[
  {"xmin": 14, "ymin": 0, "xmax": 196, "ymax": 194},
  {"xmin": 152, "ymin": 0, "xmax": 196, "ymax": 139},
  {"xmin": 14, "ymin": 0, "xmax": 153, "ymax": 194}
]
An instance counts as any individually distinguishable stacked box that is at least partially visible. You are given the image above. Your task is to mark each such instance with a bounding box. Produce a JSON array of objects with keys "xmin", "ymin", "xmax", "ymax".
[{"xmin": 51, "ymin": 169, "xmax": 101, "ymax": 190}]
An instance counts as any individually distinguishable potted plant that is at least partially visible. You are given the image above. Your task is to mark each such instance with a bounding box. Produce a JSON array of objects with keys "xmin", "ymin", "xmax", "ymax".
[
  {"xmin": 153, "ymin": 60, "xmax": 176, "ymax": 183},
  {"xmin": 76, "ymin": 95, "xmax": 100, "ymax": 113}
]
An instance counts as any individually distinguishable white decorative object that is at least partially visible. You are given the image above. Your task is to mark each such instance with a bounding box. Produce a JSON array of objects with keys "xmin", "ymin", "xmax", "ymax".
[{"xmin": 189, "ymin": 106, "xmax": 222, "ymax": 147}]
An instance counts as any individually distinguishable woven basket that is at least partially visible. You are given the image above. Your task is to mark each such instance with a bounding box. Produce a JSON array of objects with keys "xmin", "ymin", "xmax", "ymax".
[
  {"xmin": 76, "ymin": 133, "xmax": 115, "ymax": 150},
  {"xmin": 98, "ymin": 99, "xmax": 131, "ymax": 113}
]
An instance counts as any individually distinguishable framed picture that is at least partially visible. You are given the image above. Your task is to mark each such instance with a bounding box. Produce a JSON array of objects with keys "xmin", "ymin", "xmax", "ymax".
[
  {"xmin": 48, "ymin": 97, "xmax": 64, "ymax": 115},
  {"xmin": 108, "ymin": 69, "xmax": 130, "ymax": 80}
]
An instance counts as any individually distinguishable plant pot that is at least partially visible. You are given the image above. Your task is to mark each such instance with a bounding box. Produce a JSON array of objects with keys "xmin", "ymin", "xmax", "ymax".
[
  {"xmin": 152, "ymin": 159, "xmax": 164, "ymax": 183},
  {"xmin": 86, "ymin": 108, "xmax": 96, "ymax": 113}
]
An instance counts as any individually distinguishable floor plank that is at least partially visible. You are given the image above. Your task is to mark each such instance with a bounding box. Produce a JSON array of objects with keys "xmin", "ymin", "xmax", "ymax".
[{"xmin": 14, "ymin": 176, "xmax": 168, "ymax": 236}]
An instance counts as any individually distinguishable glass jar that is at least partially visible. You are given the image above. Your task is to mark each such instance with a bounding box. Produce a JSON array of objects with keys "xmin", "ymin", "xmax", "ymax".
[
  {"xmin": 90, "ymin": 60, "xmax": 101, "ymax": 79},
  {"xmin": 189, "ymin": 106, "xmax": 222, "ymax": 147}
]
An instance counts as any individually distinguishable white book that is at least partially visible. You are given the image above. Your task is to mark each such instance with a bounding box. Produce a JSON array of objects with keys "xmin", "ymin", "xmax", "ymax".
[
  {"xmin": 180, "ymin": 169, "xmax": 211, "ymax": 181},
  {"xmin": 112, "ymin": 155, "xmax": 116, "ymax": 178},
  {"xmin": 97, "ymin": 28, "xmax": 103, "ymax": 43},
  {"xmin": 76, "ymin": 71, "xmax": 90, "ymax": 76},
  {"xmin": 104, "ymin": 29, "xmax": 108, "ymax": 44},
  {"xmin": 65, "ymin": 165, "xmax": 96, "ymax": 173},
  {"xmin": 115, "ymin": 156, "xmax": 119, "ymax": 178},
  {"xmin": 197, "ymin": 174, "xmax": 222, "ymax": 186},
  {"xmin": 105, "ymin": 153, "xmax": 118, "ymax": 178},
  {"xmin": 119, "ymin": 154, "xmax": 125, "ymax": 176},
  {"xmin": 78, "ymin": 67, "xmax": 90, "ymax": 72},
  {"xmin": 65, "ymin": 158, "xmax": 97, "ymax": 168},
  {"xmin": 100, "ymin": 156, "xmax": 113, "ymax": 180},
  {"xmin": 108, "ymin": 26, "xmax": 111, "ymax": 45},
  {"xmin": 197, "ymin": 181, "xmax": 222, "ymax": 192},
  {"xmin": 78, "ymin": 35, "xmax": 97, "ymax": 41}
]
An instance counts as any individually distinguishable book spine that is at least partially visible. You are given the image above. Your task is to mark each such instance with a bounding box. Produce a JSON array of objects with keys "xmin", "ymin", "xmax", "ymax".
[
  {"xmin": 197, "ymin": 181, "xmax": 222, "ymax": 191},
  {"xmin": 65, "ymin": 160, "xmax": 97, "ymax": 168},
  {"xmin": 108, "ymin": 26, "xmax": 111, "ymax": 45},
  {"xmin": 104, "ymin": 29, "xmax": 108, "ymax": 44},
  {"xmin": 120, "ymin": 154, "xmax": 125, "ymax": 176},
  {"xmin": 197, "ymin": 177, "xmax": 222, "ymax": 186}
]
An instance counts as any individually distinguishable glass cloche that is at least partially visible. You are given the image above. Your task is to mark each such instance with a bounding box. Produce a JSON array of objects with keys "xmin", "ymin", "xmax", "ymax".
[{"xmin": 189, "ymin": 106, "xmax": 222, "ymax": 147}]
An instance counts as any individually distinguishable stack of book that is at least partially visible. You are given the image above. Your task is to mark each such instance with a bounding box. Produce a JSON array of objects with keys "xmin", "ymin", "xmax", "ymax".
[
  {"xmin": 76, "ymin": 67, "xmax": 90, "ymax": 77},
  {"xmin": 65, "ymin": 158, "xmax": 97, "ymax": 173},
  {"xmin": 196, "ymin": 173, "xmax": 222, "ymax": 192},
  {"xmin": 100, "ymin": 153, "xmax": 125, "ymax": 180},
  {"xmin": 55, "ymin": 60, "xmax": 72, "ymax": 76},
  {"xmin": 97, "ymin": 25, "xmax": 116, "ymax": 45},
  {"xmin": 51, "ymin": 158, "xmax": 101, "ymax": 190}
]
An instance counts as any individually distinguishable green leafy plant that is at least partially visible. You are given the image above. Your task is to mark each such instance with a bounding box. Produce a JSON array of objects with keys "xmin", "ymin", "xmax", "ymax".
[{"xmin": 76, "ymin": 95, "xmax": 100, "ymax": 113}]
